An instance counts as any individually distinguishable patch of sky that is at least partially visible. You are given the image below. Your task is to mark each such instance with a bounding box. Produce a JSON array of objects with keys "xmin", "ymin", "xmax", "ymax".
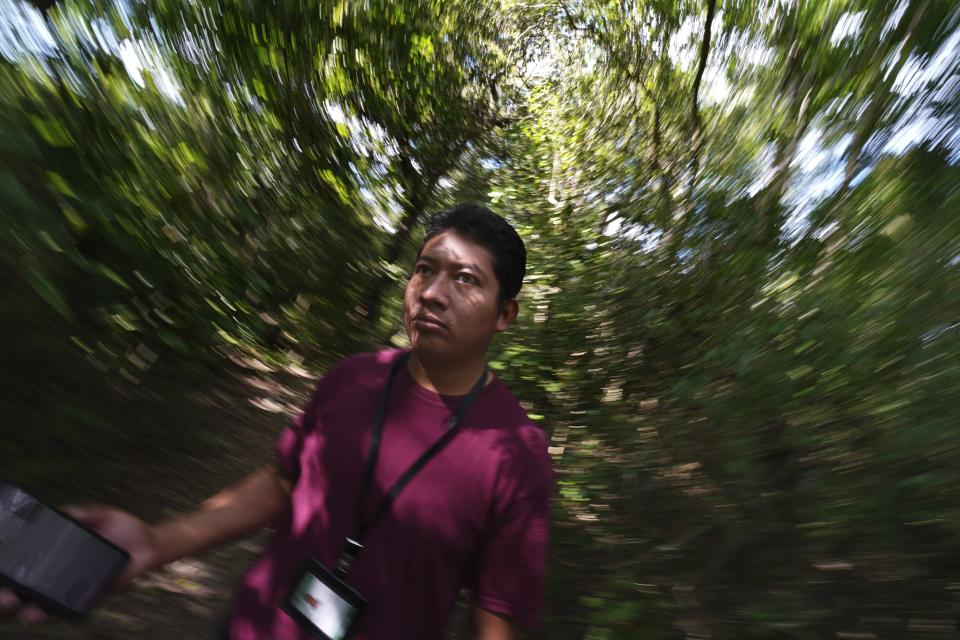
[
  {"xmin": 602, "ymin": 216, "xmax": 663, "ymax": 253},
  {"xmin": 1, "ymin": 0, "xmax": 186, "ymax": 106},
  {"xmin": 91, "ymin": 17, "xmax": 120, "ymax": 52},
  {"xmin": 746, "ymin": 143, "xmax": 778, "ymax": 198},
  {"xmin": 892, "ymin": 26, "xmax": 960, "ymax": 98},
  {"xmin": 830, "ymin": 11, "xmax": 865, "ymax": 46},
  {"xmin": 780, "ymin": 127, "xmax": 852, "ymax": 243},
  {"xmin": 882, "ymin": 25, "xmax": 960, "ymax": 160},
  {"xmin": 117, "ymin": 37, "xmax": 184, "ymax": 105},
  {"xmin": 779, "ymin": 18, "xmax": 960, "ymax": 240},
  {"xmin": 0, "ymin": 0, "xmax": 57, "ymax": 61},
  {"xmin": 603, "ymin": 217, "xmax": 622, "ymax": 237},
  {"xmin": 323, "ymin": 100, "xmax": 399, "ymax": 163},
  {"xmin": 668, "ymin": 15, "xmax": 700, "ymax": 73},
  {"xmin": 881, "ymin": 0, "xmax": 909, "ymax": 40},
  {"xmin": 371, "ymin": 200, "xmax": 401, "ymax": 234}
]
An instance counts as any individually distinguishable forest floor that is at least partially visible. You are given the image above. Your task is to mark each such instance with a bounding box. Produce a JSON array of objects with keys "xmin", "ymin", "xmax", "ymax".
[{"xmin": 1, "ymin": 355, "xmax": 318, "ymax": 640}]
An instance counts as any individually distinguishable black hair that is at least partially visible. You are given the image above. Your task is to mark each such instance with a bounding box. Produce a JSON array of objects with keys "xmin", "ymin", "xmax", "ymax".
[{"xmin": 419, "ymin": 203, "xmax": 526, "ymax": 304}]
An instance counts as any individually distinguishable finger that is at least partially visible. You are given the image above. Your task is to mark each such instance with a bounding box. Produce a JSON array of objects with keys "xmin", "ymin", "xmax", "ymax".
[
  {"xmin": 61, "ymin": 503, "xmax": 109, "ymax": 527},
  {"xmin": 0, "ymin": 588, "xmax": 21, "ymax": 614},
  {"xmin": 17, "ymin": 603, "xmax": 47, "ymax": 625}
]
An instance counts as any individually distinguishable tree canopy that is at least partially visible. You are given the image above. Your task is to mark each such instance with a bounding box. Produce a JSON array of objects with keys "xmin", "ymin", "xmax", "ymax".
[{"xmin": 2, "ymin": 0, "xmax": 959, "ymax": 638}]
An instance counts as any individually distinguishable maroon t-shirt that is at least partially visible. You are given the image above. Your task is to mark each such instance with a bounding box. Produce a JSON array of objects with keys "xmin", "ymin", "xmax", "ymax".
[{"xmin": 226, "ymin": 349, "xmax": 553, "ymax": 639}]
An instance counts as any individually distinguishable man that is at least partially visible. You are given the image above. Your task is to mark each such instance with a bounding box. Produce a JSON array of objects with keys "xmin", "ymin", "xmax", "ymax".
[{"xmin": 1, "ymin": 204, "xmax": 553, "ymax": 639}]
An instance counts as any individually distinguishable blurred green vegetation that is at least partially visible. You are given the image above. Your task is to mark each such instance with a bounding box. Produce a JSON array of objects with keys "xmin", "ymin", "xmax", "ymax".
[{"xmin": 2, "ymin": 0, "xmax": 959, "ymax": 638}]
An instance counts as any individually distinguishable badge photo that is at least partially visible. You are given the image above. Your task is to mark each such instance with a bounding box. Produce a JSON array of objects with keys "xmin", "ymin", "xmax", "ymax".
[{"xmin": 282, "ymin": 558, "xmax": 366, "ymax": 640}]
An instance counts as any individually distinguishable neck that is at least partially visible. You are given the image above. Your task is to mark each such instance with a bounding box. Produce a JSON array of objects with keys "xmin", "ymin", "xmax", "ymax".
[{"xmin": 407, "ymin": 351, "xmax": 490, "ymax": 396}]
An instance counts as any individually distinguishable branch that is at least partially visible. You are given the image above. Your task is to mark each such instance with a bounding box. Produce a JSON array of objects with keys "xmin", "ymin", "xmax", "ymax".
[
  {"xmin": 29, "ymin": 0, "xmax": 58, "ymax": 17},
  {"xmin": 559, "ymin": 0, "xmax": 650, "ymax": 94},
  {"xmin": 687, "ymin": 0, "xmax": 718, "ymax": 199},
  {"xmin": 689, "ymin": 0, "xmax": 718, "ymax": 129}
]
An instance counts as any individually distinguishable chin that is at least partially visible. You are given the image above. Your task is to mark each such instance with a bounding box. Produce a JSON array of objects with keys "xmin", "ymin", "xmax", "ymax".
[
  {"xmin": 410, "ymin": 335, "xmax": 444, "ymax": 352},
  {"xmin": 410, "ymin": 338, "xmax": 458, "ymax": 362}
]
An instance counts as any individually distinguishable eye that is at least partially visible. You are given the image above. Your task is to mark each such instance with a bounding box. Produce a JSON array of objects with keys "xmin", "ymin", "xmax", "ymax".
[
  {"xmin": 456, "ymin": 272, "xmax": 477, "ymax": 284},
  {"xmin": 414, "ymin": 264, "xmax": 433, "ymax": 276}
]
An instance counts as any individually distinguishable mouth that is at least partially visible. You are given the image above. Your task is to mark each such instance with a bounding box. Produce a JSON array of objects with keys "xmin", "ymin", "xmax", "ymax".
[{"xmin": 413, "ymin": 313, "xmax": 447, "ymax": 331}]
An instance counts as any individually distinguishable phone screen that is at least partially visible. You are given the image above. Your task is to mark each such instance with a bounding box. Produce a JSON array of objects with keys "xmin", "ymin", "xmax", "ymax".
[{"xmin": 0, "ymin": 484, "xmax": 129, "ymax": 616}]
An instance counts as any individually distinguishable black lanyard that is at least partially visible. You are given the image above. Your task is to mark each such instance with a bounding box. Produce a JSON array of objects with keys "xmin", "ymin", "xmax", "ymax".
[{"xmin": 335, "ymin": 352, "xmax": 488, "ymax": 576}]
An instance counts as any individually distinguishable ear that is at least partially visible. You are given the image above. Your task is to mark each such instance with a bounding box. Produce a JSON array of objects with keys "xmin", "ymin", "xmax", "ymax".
[{"xmin": 495, "ymin": 298, "xmax": 519, "ymax": 333}]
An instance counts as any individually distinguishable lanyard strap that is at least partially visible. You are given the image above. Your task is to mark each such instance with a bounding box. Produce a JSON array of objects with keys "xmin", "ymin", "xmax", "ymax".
[{"xmin": 336, "ymin": 352, "xmax": 488, "ymax": 576}]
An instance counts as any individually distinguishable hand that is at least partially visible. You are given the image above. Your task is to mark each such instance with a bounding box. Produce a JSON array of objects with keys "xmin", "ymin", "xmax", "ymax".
[{"xmin": 0, "ymin": 504, "xmax": 159, "ymax": 624}]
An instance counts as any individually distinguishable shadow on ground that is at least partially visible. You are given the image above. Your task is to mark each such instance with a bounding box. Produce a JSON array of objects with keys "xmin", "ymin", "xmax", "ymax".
[{"xmin": 1, "ymin": 354, "xmax": 315, "ymax": 640}]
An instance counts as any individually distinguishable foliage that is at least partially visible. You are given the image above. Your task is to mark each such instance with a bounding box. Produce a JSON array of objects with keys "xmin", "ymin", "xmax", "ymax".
[{"xmin": 2, "ymin": 0, "xmax": 959, "ymax": 638}]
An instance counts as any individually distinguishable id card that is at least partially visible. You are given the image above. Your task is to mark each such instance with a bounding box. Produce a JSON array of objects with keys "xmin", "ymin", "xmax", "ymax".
[{"xmin": 282, "ymin": 558, "xmax": 366, "ymax": 640}]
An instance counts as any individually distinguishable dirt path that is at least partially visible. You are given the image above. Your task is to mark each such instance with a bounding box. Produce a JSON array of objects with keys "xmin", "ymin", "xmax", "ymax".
[{"xmin": 1, "ymin": 357, "xmax": 317, "ymax": 640}]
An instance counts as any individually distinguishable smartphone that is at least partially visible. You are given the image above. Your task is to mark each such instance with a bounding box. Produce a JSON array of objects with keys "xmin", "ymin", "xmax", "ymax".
[{"xmin": 0, "ymin": 483, "xmax": 130, "ymax": 619}]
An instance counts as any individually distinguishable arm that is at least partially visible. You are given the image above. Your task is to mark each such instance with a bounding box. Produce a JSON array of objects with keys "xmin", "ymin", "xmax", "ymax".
[
  {"xmin": 146, "ymin": 463, "xmax": 293, "ymax": 571},
  {"xmin": 473, "ymin": 607, "xmax": 514, "ymax": 640}
]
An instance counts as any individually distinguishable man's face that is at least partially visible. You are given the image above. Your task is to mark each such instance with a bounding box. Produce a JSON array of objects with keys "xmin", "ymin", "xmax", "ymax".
[{"xmin": 403, "ymin": 230, "xmax": 517, "ymax": 362}]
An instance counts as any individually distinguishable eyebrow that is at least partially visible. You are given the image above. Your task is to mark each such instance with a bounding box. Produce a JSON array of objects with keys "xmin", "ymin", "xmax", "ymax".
[{"xmin": 417, "ymin": 254, "xmax": 487, "ymax": 277}]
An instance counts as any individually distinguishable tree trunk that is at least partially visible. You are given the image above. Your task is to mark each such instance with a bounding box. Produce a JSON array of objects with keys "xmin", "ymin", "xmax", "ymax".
[
  {"xmin": 356, "ymin": 196, "xmax": 423, "ymax": 330},
  {"xmin": 687, "ymin": 0, "xmax": 718, "ymax": 199}
]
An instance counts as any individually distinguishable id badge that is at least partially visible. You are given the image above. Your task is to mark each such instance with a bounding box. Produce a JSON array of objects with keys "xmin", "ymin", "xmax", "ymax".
[{"xmin": 282, "ymin": 558, "xmax": 366, "ymax": 640}]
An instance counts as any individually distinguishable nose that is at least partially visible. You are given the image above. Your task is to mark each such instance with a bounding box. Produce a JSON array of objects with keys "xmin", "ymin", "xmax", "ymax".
[{"xmin": 419, "ymin": 272, "xmax": 450, "ymax": 308}]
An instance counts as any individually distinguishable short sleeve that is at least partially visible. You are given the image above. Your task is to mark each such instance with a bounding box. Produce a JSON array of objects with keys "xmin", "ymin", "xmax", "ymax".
[
  {"xmin": 469, "ymin": 427, "xmax": 554, "ymax": 628},
  {"xmin": 275, "ymin": 398, "xmax": 318, "ymax": 479},
  {"xmin": 275, "ymin": 360, "xmax": 346, "ymax": 479}
]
